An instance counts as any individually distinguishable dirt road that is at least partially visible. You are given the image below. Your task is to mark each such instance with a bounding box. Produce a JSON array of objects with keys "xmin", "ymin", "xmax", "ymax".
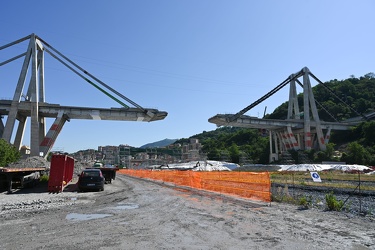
[{"xmin": 0, "ymin": 174, "xmax": 374, "ymax": 250}]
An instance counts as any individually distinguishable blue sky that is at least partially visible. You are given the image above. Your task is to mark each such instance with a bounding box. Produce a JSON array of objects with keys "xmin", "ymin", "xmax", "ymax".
[{"xmin": 1, "ymin": 1, "xmax": 374, "ymax": 153}]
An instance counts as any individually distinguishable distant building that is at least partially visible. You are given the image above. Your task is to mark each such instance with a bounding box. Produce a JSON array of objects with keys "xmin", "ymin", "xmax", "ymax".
[
  {"xmin": 182, "ymin": 138, "xmax": 202, "ymax": 162},
  {"xmin": 98, "ymin": 145, "xmax": 119, "ymax": 165},
  {"xmin": 71, "ymin": 149, "xmax": 96, "ymax": 162},
  {"xmin": 69, "ymin": 139, "xmax": 204, "ymax": 168},
  {"xmin": 119, "ymin": 144, "xmax": 131, "ymax": 168}
]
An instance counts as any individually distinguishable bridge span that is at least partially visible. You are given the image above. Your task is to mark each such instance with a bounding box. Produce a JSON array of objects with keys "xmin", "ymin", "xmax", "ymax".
[
  {"xmin": 209, "ymin": 67, "xmax": 367, "ymax": 162},
  {"xmin": 0, "ymin": 34, "xmax": 167, "ymax": 157},
  {"xmin": 209, "ymin": 114, "xmax": 356, "ymax": 131},
  {"xmin": 0, "ymin": 100, "xmax": 167, "ymax": 122}
]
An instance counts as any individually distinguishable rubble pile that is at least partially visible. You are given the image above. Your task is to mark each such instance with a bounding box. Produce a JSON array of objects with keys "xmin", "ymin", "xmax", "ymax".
[
  {"xmin": 7, "ymin": 156, "xmax": 50, "ymax": 169},
  {"xmin": 6, "ymin": 156, "xmax": 93, "ymax": 177}
]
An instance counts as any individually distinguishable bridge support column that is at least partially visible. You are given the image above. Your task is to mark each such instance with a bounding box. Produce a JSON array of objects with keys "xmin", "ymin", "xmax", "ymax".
[
  {"xmin": 39, "ymin": 111, "xmax": 68, "ymax": 157},
  {"xmin": 325, "ymin": 127, "xmax": 332, "ymax": 145},
  {"xmin": 303, "ymin": 68, "xmax": 312, "ymax": 150},
  {"xmin": 1, "ymin": 34, "xmax": 47, "ymax": 156},
  {"xmin": 287, "ymin": 126, "xmax": 299, "ymax": 150},
  {"xmin": 287, "ymin": 77, "xmax": 300, "ymax": 119},
  {"xmin": 13, "ymin": 115, "xmax": 27, "ymax": 150},
  {"xmin": 29, "ymin": 34, "xmax": 41, "ymax": 157},
  {"xmin": 0, "ymin": 118, "xmax": 4, "ymax": 138},
  {"xmin": 2, "ymin": 44, "xmax": 32, "ymax": 143},
  {"xmin": 269, "ymin": 131, "xmax": 279, "ymax": 162},
  {"xmin": 277, "ymin": 131, "xmax": 287, "ymax": 152}
]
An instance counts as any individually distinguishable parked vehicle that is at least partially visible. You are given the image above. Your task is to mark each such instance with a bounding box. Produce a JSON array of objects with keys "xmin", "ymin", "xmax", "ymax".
[
  {"xmin": 0, "ymin": 168, "xmax": 45, "ymax": 192},
  {"xmin": 77, "ymin": 169, "xmax": 105, "ymax": 192},
  {"xmin": 89, "ymin": 162, "xmax": 119, "ymax": 184}
]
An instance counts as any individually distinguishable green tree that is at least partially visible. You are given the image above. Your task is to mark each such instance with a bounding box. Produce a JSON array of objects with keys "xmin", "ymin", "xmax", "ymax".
[
  {"xmin": 0, "ymin": 139, "xmax": 21, "ymax": 166},
  {"xmin": 361, "ymin": 121, "xmax": 375, "ymax": 146},
  {"xmin": 228, "ymin": 144, "xmax": 240, "ymax": 163},
  {"xmin": 364, "ymin": 72, "xmax": 375, "ymax": 79},
  {"xmin": 325, "ymin": 143, "xmax": 335, "ymax": 160},
  {"xmin": 341, "ymin": 142, "xmax": 370, "ymax": 165},
  {"xmin": 207, "ymin": 148, "xmax": 221, "ymax": 161}
]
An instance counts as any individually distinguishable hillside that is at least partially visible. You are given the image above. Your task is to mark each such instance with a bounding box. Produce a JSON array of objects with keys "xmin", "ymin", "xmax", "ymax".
[
  {"xmin": 267, "ymin": 73, "xmax": 375, "ymax": 121},
  {"xmin": 140, "ymin": 138, "xmax": 177, "ymax": 149}
]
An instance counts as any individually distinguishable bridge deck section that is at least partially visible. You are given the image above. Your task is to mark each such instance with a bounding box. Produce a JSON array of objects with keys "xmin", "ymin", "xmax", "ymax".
[{"xmin": 0, "ymin": 100, "xmax": 167, "ymax": 122}]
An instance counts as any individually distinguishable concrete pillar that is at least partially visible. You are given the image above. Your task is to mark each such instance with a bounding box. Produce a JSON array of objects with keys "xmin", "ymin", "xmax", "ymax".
[
  {"xmin": 306, "ymin": 71, "xmax": 326, "ymax": 151},
  {"xmin": 287, "ymin": 77, "xmax": 300, "ymax": 120},
  {"xmin": 325, "ymin": 127, "xmax": 332, "ymax": 145},
  {"xmin": 303, "ymin": 67, "xmax": 312, "ymax": 150},
  {"xmin": 2, "ymin": 40, "xmax": 33, "ymax": 142},
  {"xmin": 37, "ymin": 44, "xmax": 46, "ymax": 145},
  {"xmin": 13, "ymin": 115, "xmax": 27, "ymax": 150},
  {"xmin": 269, "ymin": 131, "xmax": 279, "ymax": 162},
  {"xmin": 287, "ymin": 126, "xmax": 300, "ymax": 150},
  {"xmin": 29, "ymin": 34, "xmax": 40, "ymax": 156},
  {"xmin": 39, "ymin": 111, "xmax": 67, "ymax": 157},
  {"xmin": 0, "ymin": 118, "xmax": 4, "ymax": 138}
]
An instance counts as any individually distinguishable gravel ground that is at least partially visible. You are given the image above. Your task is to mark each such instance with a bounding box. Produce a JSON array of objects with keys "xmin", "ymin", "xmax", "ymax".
[
  {"xmin": 6, "ymin": 156, "xmax": 374, "ymax": 217},
  {"xmin": 271, "ymin": 183, "xmax": 375, "ymax": 218},
  {"xmin": 1, "ymin": 157, "xmax": 374, "ymax": 249},
  {"xmin": 0, "ymin": 174, "xmax": 374, "ymax": 249}
]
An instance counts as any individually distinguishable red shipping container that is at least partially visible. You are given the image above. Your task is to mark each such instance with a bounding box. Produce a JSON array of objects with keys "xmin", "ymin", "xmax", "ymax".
[
  {"xmin": 48, "ymin": 154, "xmax": 74, "ymax": 193},
  {"xmin": 64, "ymin": 156, "xmax": 74, "ymax": 184}
]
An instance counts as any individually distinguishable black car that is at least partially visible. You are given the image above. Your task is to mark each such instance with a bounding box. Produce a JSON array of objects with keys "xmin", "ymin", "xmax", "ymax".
[{"xmin": 77, "ymin": 169, "xmax": 105, "ymax": 192}]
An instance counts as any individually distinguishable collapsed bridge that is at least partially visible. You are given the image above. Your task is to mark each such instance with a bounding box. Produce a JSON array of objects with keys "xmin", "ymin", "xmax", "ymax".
[
  {"xmin": 209, "ymin": 67, "xmax": 369, "ymax": 162},
  {"xmin": 0, "ymin": 34, "xmax": 167, "ymax": 158}
]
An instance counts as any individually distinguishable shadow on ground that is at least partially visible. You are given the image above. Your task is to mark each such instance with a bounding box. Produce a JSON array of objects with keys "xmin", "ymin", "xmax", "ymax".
[{"xmin": 0, "ymin": 180, "xmax": 79, "ymax": 194}]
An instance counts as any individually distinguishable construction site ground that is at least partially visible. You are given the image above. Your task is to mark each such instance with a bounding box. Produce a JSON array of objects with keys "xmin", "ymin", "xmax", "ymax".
[{"xmin": 0, "ymin": 174, "xmax": 374, "ymax": 250}]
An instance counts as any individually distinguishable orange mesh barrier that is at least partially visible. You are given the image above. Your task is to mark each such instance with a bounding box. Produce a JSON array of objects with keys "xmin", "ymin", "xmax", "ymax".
[{"xmin": 119, "ymin": 169, "xmax": 271, "ymax": 202}]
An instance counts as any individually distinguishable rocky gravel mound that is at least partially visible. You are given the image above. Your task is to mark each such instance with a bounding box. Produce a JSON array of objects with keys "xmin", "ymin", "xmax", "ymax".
[
  {"xmin": 6, "ymin": 156, "xmax": 92, "ymax": 176},
  {"xmin": 7, "ymin": 156, "xmax": 50, "ymax": 169}
]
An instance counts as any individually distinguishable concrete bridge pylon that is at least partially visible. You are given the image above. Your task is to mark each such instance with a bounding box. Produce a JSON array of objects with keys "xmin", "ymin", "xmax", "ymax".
[
  {"xmin": 208, "ymin": 67, "xmax": 365, "ymax": 162},
  {"xmin": 1, "ymin": 34, "xmax": 45, "ymax": 157},
  {"xmin": 0, "ymin": 34, "xmax": 168, "ymax": 158}
]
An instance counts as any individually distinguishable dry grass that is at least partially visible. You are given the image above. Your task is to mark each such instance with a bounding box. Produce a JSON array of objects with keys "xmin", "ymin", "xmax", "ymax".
[{"xmin": 270, "ymin": 171, "xmax": 375, "ymax": 191}]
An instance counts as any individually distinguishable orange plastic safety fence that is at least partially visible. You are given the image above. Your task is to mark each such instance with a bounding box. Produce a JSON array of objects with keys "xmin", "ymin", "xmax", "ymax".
[{"xmin": 119, "ymin": 169, "xmax": 271, "ymax": 202}]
